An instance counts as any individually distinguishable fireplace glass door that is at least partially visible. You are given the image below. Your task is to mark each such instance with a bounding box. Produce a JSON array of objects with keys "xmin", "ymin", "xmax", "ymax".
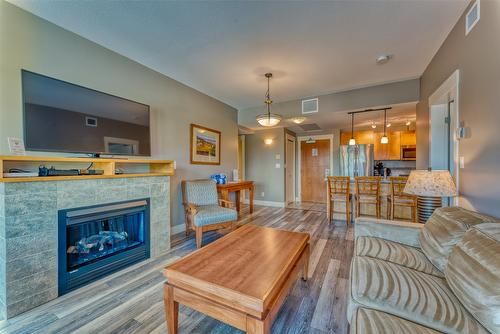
[{"xmin": 66, "ymin": 211, "xmax": 145, "ymax": 270}]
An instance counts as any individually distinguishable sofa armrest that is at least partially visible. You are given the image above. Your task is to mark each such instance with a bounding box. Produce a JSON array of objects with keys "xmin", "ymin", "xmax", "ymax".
[{"xmin": 354, "ymin": 217, "xmax": 423, "ymax": 248}]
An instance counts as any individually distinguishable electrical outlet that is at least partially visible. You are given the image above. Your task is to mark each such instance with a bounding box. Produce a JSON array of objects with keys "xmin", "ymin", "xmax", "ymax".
[
  {"xmin": 275, "ymin": 154, "xmax": 281, "ymax": 160},
  {"xmin": 261, "ymin": 192, "xmax": 265, "ymax": 197},
  {"xmin": 460, "ymin": 156, "xmax": 465, "ymax": 169},
  {"xmin": 275, "ymin": 163, "xmax": 281, "ymax": 168}
]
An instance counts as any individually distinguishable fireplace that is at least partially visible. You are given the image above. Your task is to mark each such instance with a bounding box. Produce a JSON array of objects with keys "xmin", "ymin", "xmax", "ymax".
[{"xmin": 58, "ymin": 199, "xmax": 150, "ymax": 295}]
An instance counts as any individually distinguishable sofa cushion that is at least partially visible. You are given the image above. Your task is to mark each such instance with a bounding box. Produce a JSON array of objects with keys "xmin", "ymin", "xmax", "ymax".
[
  {"xmin": 445, "ymin": 223, "xmax": 500, "ymax": 334},
  {"xmin": 419, "ymin": 207, "xmax": 498, "ymax": 272},
  {"xmin": 350, "ymin": 308, "xmax": 442, "ymax": 334},
  {"xmin": 193, "ymin": 205, "xmax": 237, "ymax": 227},
  {"xmin": 348, "ymin": 256, "xmax": 488, "ymax": 333},
  {"xmin": 356, "ymin": 236, "xmax": 443, "ymax": 277}
]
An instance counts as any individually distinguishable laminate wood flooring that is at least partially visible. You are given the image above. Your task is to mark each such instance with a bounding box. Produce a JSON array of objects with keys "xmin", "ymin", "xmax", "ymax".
[{"xmin": 0, "ymin": 205, "xmax": 354, "ymax": 334}]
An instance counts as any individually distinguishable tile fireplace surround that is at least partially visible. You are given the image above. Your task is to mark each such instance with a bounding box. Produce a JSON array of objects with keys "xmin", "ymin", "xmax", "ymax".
[{"xmin": 0, "ymin": 176, "xmax": 170, "ymax": 319}]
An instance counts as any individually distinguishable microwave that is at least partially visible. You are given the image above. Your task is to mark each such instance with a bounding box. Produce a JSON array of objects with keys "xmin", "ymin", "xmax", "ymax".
[{"xmin": 401, "ymin": 145, "xmax": 416, "ymax": 160}]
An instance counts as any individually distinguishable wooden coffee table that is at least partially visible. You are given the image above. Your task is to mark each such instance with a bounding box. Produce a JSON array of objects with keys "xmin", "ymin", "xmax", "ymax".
[{"xmin": 163, "ymin": 224, "xmax": 310, "ymax": 334}]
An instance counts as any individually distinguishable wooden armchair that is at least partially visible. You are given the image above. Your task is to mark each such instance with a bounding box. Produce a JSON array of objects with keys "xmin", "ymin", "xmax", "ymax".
[{"xmin": 181, "ymin": 179, "xmax": 238, "ymax": 248}]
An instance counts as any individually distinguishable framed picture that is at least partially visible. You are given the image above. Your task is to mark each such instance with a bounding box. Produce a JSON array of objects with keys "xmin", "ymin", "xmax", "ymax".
[{"xmin": 190, "ymin": 124, "xmax": 221, "ymax": 165}]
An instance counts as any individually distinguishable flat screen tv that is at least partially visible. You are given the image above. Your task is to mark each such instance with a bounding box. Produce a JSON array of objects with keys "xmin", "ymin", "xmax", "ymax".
[{"xmin": 21, "ymin": 70, "xmax": 151, "ymax": 156}]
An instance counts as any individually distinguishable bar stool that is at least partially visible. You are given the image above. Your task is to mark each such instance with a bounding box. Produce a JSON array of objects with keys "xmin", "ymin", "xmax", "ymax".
[
  {"xmin": 387, "ymin": 176, "xmax": 417, "ymax": 222},
  {"xmin": 354, "ymin": 176, "xmax": 382, "ymax": 219},
  {"xmin": 327, "ymin": 176, "xmax": 351, "ymax": 225}
]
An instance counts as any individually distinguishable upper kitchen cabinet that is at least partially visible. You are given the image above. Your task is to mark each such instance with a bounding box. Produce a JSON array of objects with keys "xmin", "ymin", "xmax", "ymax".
[
  {"xmin": 401, "ymin": 130, "xmax": 416, "ymax": 146},
  {"xmin": 342, "ymin": 130, "xmax": 414, "ymax": 160}
]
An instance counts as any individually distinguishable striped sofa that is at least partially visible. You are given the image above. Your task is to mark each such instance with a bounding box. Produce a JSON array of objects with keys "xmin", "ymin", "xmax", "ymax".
[{"xmin": 348, "ymin": 207, "xmax": 500, "ymax": 334}]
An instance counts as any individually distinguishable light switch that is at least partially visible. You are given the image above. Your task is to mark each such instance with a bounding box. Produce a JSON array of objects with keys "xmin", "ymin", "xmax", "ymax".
[
  {"xmin": 459, "ymin": 156, "xmax": 465, "ymax": 169},
  {"xmin": 275, "ymin": 163, "xmax": 281, "ymax": 168},
  {"xmin": 275, "ymin": 154, "xmax": 281, "ymax": 160}
]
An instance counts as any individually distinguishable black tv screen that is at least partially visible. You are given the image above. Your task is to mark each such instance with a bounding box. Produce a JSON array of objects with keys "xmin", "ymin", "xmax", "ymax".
[{"xmin": 21, "ymin": 70, "xmax": 151, "ymax": 156}]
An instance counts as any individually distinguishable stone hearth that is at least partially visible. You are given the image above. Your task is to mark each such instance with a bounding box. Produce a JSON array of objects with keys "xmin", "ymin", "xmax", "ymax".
[{"xmin": 0, "ymin": 176, "xmax": 170, "ymax": 319}]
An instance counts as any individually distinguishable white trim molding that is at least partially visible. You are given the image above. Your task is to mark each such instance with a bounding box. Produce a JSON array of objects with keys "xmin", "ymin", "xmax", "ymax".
[
  {"xmin": 243, "ymin": 199, "xmax": 285, "ymax": 207},
  {"xmin": 171, "ymin": 224, "xmax": 186, "ymax": 236}
]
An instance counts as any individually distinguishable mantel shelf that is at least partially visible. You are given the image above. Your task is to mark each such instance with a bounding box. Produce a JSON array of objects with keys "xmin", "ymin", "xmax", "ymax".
[{"xmin": 0, "ymin": 155, "xmax": 174, "ymax": 183}]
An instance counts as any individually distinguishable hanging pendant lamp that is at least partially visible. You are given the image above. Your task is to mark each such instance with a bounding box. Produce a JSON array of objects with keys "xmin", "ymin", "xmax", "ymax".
[
  {"xmin": 348, "ymin": 113, "xmax": 356, "ymax": 146},
  {"xmin": 256, "ymin": 73, "xmax": 282, "ymax": 127},
  {"xmin": 381, "ymin": 108, "xmax": 389, "ymax": 144}
]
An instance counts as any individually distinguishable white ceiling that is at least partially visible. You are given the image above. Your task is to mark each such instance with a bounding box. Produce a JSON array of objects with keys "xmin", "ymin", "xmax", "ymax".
[{"xmin": 10, "ymin": 0, "xmax": 468, "ymax": 110}]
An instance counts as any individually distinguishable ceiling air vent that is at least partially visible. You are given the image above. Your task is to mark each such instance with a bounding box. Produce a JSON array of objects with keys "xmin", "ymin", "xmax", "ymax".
[
  {"xmin": 299, "ymin": 123, "xmax": 321, "ymax": 132},
  {"xmin": 465, "ymin": 0, "xmax": 480, "ymax": 36},
  {"xmin": 302, "ymin": 98, "xmax": 318, "ymax": 114}
]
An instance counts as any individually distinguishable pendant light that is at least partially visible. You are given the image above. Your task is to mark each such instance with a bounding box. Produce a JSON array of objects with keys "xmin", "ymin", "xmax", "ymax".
[
  {"xmin": 381, "ymin": 108, "xmax": 389, "ymax": 144},
  {"xmin": 348, "ymin": 113, "xmax": 356, "ymax": 146},
  {"xmin": 256, "ymin": 73, "xmax": 282, "ymax": 127}
]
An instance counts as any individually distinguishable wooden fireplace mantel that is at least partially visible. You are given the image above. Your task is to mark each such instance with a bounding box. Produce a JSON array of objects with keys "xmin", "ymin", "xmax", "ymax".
[{"xmin": 0, "ymin": 155, "xmax": 174, "ymax": 183}]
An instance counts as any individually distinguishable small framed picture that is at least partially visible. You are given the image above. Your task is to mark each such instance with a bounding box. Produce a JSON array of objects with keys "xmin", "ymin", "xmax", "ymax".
[{"xmin": 190, "ymin": 124, "xmax": 221, "ymax": 165}]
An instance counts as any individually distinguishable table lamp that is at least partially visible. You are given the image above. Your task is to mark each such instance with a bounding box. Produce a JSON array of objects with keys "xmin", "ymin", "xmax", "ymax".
[{"xmin": 404, "ymin": 169, "xmax": 457, "ymax": 224}]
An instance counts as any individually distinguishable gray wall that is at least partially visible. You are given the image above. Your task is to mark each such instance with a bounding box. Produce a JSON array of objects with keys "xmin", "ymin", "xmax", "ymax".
[
  {"xmin": 0, "ymin": 2, "xmax": 238, "ymax": 230},
  {"xmin": 417, "ymin": 0, "xmax": 500, "ymax": 217},
  {"xmin": 238, "ymin": 79, "xmax": 420, "ymax": 126},
  {"xmin": 245, "ymin": 128, "xmax": 285, "ymax": 203}
]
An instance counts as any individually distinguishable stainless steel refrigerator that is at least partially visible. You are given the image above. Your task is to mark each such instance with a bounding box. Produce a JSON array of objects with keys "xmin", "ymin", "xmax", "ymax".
[{"xmin": 339, "ymin": 144, "xmax": 374, "ymax": 177}]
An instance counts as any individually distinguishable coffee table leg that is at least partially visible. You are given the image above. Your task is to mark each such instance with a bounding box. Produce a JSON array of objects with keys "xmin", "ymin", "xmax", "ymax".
[
  {"xmin": 164, "ymin": 284, "xmax": 179, "ymax": 334},
  {"xmin": 246, "ymin": 316, "xmax": 271, "ymax": 334},
  {"xmin": 302, "ymin": 244, "xmax": 310, "ymax": 281}
]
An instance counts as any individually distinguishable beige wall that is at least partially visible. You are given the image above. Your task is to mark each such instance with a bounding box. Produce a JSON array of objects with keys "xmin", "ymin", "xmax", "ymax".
[
  {"xmin": 245, "ymin": 128, "xmax": 285, "ymax": 204},
  {"xmin": 0, "ymin": 2, "xmax": 238, "ymax": 230},
  {"xmin": 417, "ymin": 0, "xmax": 500, "ymax": 217}
]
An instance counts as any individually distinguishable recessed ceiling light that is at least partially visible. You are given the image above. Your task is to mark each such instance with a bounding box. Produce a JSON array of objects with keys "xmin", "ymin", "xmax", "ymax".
[
  {"xmin": 371, "ymin": 121, "xmax": 377, "ymax": 129},
  {"xmin": 386, "ymin": 123, "xmax": 391, "ymax": 128},
  {"xmin": 376, "ymin": 54, "xmax": 393, "ymax": 65},
  {"xmin": 406, "ymin": 120, "xmax": 411, "ymax": 126},
  {"xmin": 290, "ymin": 117, "xmax": 306, "ymax": 124}
]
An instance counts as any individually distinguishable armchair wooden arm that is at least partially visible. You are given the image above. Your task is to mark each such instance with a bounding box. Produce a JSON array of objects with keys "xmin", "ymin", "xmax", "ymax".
[
  {"xmin": 218, "ymin": 199, "xmax": 235, "ymax": 209},
  {"xmin": 185, "ymin": 203, "xmax": 198, "ymax": 215}
]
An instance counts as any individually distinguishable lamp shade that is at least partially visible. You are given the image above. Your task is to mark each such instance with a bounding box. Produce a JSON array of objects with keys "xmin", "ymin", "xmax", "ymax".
[{"xmin": 404, "ymin": 170, "xmax": 457, "ymax": 197}]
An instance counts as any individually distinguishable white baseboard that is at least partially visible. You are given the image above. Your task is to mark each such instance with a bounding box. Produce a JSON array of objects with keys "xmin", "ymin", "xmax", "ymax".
[
  {"xmin": 171, "ymin": 224, "xmax": 185, "ymax": 235},
  {"xmin": 244, "ymin": 199, "xmax": 285, "ymax": 207}
]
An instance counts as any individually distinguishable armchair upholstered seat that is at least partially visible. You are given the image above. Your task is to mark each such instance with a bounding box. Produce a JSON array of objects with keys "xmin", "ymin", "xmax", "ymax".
[{"xmin": 182, "ymin": 179, "xmax": 237, "ymax": 248}]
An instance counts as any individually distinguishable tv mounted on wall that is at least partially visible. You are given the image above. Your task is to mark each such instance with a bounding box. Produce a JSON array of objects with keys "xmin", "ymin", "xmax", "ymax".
[{"xmin": 21, "ymin": 70, "xmax": 151, "ymax": 157}]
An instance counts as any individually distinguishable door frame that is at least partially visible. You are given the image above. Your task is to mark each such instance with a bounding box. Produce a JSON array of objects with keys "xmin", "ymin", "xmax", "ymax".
[
  {"xmin": 284, "ymin": 133, "xmax": 296, "ymax": 205},
  {"xmin": 237, "ymin": 135, "xmax": 246, "ymax": 201},
  {"xmin": 297, "ymin": 134, "xmax": 334, "ymax": 202},
  {"xmin": 428, "ymin": 69, "xmax": 459, "ymax": 205}
]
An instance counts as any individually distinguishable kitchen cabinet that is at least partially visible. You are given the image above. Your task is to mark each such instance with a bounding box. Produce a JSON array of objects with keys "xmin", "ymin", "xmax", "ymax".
[
  {"xmin": 401, "ymin": 130, "xmax": 416, "ymax": 146},
  {"xmin": 340, "ymin": 130, "xmax": 374, "ymax": 145},
  {"xmin": 342, "ymin": 130, "xmax": 410, "ymax": 160}
]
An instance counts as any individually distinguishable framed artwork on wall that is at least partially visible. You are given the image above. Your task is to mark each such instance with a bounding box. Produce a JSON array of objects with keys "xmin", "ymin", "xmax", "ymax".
[{"xmin": 190, "ymin": 124, "xmax": 221, "ymax": 165}]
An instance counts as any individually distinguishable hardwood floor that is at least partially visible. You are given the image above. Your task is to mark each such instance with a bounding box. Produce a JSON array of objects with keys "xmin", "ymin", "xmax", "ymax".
[{"xmin": 0, "ymin": 204, "xmax": 354, "ymax": 334}]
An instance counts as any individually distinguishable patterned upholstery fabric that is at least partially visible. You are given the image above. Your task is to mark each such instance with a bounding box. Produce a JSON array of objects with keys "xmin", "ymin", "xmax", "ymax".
[
  {"xmin": 193, "ymin": 205, "xmax": 237, "ymax": 227},
  {"xmin": 184, "ymin": 179, "xmax": 219, "ymax": 206},
  {"xmin": 445, "ymin": 223, "xmax": 500, "ymax": 334},
  {"xmin": 356, "ymin": 236, "xmax": 443, "ymax": 277},
  {"xmin": 350, "ymin": 308, "xmax": 442, "ymax": 334},
  {"xmin": 348, "ymin": 256, "xmax": 488, "ymax": 334},
  {"xmin": 419, "ymin": 207, "xmax": 499, "ymax": 272}
]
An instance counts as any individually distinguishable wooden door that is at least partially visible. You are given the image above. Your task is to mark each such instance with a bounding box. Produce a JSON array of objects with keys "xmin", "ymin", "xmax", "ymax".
[
  {"xmin": 285, "ymin": 136, "xmax": 296, "ymax": 204},
  {"xmin": 301, "ymin": 139, "xmax": 330, "ymax": 203}
]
